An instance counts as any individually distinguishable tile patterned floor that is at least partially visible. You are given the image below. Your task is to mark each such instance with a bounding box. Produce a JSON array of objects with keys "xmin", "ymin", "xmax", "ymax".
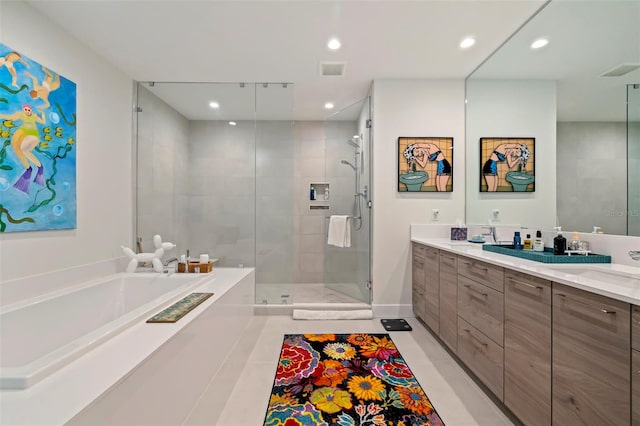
[{"xmin": 184, "ymin": 316, "xmax": 515, "ymax": 426}]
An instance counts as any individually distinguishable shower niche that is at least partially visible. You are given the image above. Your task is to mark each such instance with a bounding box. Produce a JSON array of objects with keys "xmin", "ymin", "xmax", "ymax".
[{"xmin": 309, "ymin": 183, "xmax": 330, "ymax": 205}]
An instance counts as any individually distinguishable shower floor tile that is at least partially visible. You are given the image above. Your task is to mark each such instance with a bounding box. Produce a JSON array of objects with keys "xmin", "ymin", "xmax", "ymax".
[{"xmin": 255, "ymin": 283, "xmax": 366, "ymax": 304}]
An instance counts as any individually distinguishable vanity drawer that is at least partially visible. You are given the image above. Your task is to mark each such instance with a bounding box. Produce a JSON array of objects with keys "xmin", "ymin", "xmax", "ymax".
[
  {"xmin": 413, "ymin": 243, "xmax": 439, "ymax": 264},
  {"xmin": 457, "ymin": 317, "xmax": 504, "ymax": 401},
  {"xmin": 633, "ymin": 305, "xmax": 640, "ymax": 351},
  {"xmin": 458, "ymin": 257, "xmax": 504, "ymax": 293},
  {"xmin": 439, "ymin": 251, "xmax": 458, "ymax": 271},
  {"xmin": 458, "ymin": 274, "xmax": 504, "ymax": 345},
  {"xmin": 412, "ymin": 242, "xmax": 427, "ymax": 259}
]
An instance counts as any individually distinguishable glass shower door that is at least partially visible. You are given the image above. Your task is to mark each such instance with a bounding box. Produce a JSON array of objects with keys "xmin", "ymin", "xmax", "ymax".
[
  {"xmin": 254, "ymin": 83, "xmax": 296, "ymax": 304},
  {"xmin": 628, "ymin": 84, "xmax": 640, "ymax": 236},
  {"xmin": 323, "ymin": 98, "xmax": 371, "ymax": 304}
]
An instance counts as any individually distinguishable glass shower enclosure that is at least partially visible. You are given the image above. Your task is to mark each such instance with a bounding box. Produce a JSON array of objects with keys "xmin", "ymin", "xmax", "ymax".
[{"xmin": 133, "ymin": 82, "xmax": 371, "ymax": 305}]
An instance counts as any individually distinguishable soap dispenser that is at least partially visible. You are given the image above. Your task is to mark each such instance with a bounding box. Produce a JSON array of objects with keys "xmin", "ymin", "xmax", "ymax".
[
  {"xmin": 533, "ymin": 230, "xmax": 544, "ymax": 252},
  {"xmin": 513, "ymin": 231, "xmax": 523, "ymax": 250},
  {"xmin": 553, "ymin": 227, "xmax": 566, "ymax": 255}
]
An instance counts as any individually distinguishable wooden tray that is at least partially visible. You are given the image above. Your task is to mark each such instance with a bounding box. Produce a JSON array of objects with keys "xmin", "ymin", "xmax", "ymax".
[{"xmin": 178, "ymin": 260, "xmax": 213, "ymax": 273}]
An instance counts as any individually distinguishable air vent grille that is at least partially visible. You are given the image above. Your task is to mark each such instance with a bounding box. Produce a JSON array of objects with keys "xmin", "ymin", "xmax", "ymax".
[
  {"xmin": 320, "ymin": 61, "xmax": 346, "ymax": 76},
  {"xmin": 601, "ymin": 63, "xmax": 640, "ymax": 77}
]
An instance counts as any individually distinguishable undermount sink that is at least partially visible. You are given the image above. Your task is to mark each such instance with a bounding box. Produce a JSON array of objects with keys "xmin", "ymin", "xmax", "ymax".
[{"xmin": 545, "ymin": 264, "xmax": 640, "ymax": 286}]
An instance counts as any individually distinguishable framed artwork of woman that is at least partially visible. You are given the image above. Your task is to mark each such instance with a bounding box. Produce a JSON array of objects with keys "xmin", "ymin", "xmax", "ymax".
[
  {"xmin": 398, "ymin": 137, "xmax": 453, "ymax": 192},
  {"xmin": 480, "ymin": 137, "xmax": 535, "ymax": 192}
]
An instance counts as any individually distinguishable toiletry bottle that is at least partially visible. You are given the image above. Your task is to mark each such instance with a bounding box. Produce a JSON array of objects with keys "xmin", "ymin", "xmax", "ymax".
[
  {"xmin": 513, "ymin": 231, "xmax": 523, "ymax": 250},
  {"xmin": 533, "ymin": 230, "xmax": 544, "ymax": 252},
  {"xmin": 310, "ymin": 186, "xmax": 316, "ymax": 201},
  {"xmin": 324, "ymin": 186, "xmax": 329, "ymax": 201},
  {"xmin": 553, "ymin": 228, "xmax": 566, "ymax": 255},
  {"xmin": 568, "ymin": 232, "xmax": 581, "ymax": 251},
  {"xmin": 523, "ymin": 234, "xmax": 532, "ymax": 250}
]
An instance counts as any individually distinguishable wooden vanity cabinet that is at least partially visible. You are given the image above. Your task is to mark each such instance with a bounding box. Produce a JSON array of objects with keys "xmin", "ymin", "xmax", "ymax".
[
  {"xmin": 504, "ymin": 270, "xmax": 551, "ymax": 426},
  {"xmin": 412, "ymin": 243, "xmax": 427, "ymax": 322},
  {"xmin": 438, "ymin": 251, "xmax": 457, "ymax": 352},
  {"xmin": 632, "ymin": 305, "xmax": 640, "ymax": 425},
  {"xmin": 552, "ymin": 283, "xmax": 630, "ymax": 426},
  {"xmin": 457, "ymin": 258, "xmax": 504, "ymax": 401}
]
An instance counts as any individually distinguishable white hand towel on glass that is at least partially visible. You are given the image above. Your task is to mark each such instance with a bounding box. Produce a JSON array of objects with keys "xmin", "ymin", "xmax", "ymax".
[{"xmin": 327, "ymin": 215, "xmax": 351, "ymax": 248}]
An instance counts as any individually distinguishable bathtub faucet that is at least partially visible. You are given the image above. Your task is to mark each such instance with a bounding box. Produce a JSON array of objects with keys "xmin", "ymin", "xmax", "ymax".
[
  {"xmin": 630, "ymin": 251, "xmax": 640, "ymax": 261},
  {"xmin": 163, "ymin": 258, "xmax": 179, "ymax": 274}
]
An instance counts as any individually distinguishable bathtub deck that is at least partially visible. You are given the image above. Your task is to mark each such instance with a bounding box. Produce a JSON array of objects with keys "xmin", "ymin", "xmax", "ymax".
[{"xmin": 0, "ymin": 267, "xmax": 255, "ymax": 426}]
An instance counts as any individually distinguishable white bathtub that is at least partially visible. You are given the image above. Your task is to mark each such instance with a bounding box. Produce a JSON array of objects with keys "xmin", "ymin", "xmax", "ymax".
[{"xmin": 0, "ymin": 273, "xmax": 207, "ymax": 389}]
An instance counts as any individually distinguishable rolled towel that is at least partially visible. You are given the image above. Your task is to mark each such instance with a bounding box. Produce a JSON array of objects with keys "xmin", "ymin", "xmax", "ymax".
[{"xmin": 328, "ymin": 215, "xmax": 351, "ymax": 248}]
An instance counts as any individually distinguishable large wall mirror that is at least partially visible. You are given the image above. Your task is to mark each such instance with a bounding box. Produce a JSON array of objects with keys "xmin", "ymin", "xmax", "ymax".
[{"xmin": 466, "ymin": 0, "xmax": 640, "ymax": 236}]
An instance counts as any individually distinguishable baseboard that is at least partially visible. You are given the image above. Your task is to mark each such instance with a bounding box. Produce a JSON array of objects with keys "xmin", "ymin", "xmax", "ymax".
[{"xmin": 371, "ymin": 304, "xmax": 414, "ymax": 319}]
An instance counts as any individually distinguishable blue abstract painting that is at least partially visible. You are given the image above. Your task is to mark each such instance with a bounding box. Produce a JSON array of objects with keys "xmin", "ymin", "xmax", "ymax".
[{"xmin": 0, "ymin": 43, "xmax": 76, "ymax": 232}]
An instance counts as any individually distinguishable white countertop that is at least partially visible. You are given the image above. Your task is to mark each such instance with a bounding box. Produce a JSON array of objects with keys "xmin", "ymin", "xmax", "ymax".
[{"xmin": 411, "ymin": 237, "xmax": 640, "ymax": 305}]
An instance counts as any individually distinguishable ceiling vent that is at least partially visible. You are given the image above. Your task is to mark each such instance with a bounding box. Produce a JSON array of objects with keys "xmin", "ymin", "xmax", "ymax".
[
  {"xmin": 320, "ymin": 61, "xmax": 347, "ymax": 77},
  {"xmin": 601, "ymin": 63, "xmax": 640, "ymax": 77}
]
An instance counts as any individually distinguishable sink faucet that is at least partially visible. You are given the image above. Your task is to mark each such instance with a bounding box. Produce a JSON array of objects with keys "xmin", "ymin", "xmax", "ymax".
[
  {"xmin": 630, "ymin": 251, "xmax": 640, "ymax": 261},
  {"xmin": 163, "ymin": 257, "xmax": 179, "ymax": 274},
  {"xmin": 480, "ymin": 226, "xmax": 512, "ymax": 245},
  {"xmin": 481, "ymin": 226, "xmax": 498, "ymax": 244}
]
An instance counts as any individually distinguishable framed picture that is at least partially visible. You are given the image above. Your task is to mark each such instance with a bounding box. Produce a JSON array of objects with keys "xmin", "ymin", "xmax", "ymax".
[
  {"xmin": 0, "ymin": 43, "xmax": 77, "ymax": 232},
  {"xmin": 398, "ymin": 137, "xmax": 453, "ymax": 192},
  {"xmin": 480, "ymin": 137, "xmax": 535, "ymax": 192}
]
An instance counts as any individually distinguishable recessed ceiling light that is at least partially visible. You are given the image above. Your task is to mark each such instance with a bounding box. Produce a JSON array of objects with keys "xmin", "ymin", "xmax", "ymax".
[
  {"xmin": 327, "ymin": 38, "xmax": 341, "ymax": 51},
  {"xmin": 209, "ymin": 101, "xmax": 220, "ymax": 109},
  {"xmin": 459, "ymin": 37, "xmax": 475, "ymax": 49},
  {"xmin": 324, "ymin": 102, "xmax": 334, "ymax": 110},
  {"xmin": 229, "ymin": 121, "xmax": 237, "ymax": 126},
  {"xmin": 531, "ymin": 38, "xmax": 549, "ymax": 49}
]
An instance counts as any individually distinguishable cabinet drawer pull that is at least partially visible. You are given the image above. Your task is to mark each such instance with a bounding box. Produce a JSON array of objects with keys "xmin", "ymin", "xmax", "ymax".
[
  {"xmin": 464, "ymin": 329, "xmax": 488, "ymax": 346},
  {"xmin": 463, "ymin": 284, "xmax": 488, "ymax": 297},
  {"xmin": 509, "ymin": 277, "xmax": 543, "ymax": 290},
  {"xmin": 462, "ymin": 261, "xmax": 488, "ymax": 272},
  {"xmin": 471, "ymin": 263, "xmax": 489, "ymax": 272},
  {"xmin": 556, "ymin": 293, "xmax": 617, "ymax": 314}
]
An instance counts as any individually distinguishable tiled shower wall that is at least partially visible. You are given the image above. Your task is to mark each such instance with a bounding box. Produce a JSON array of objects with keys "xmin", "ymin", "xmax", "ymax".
[
  {"xmin": 557, "ymin": 121, "xmax": 627, "ymax": 235},
  {"xmin": 137, "ymin": 88, "xmax": 365, "ymax": 289}
]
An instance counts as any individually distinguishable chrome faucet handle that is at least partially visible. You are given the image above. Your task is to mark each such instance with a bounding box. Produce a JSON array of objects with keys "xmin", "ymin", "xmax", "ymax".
[
  {"xmin": 629, "ymin": 251, "xmax": 640, "ymax": 261},
  {"xmin": 480, "ymin": 226, "xmax": 497, "ymax": 244}
]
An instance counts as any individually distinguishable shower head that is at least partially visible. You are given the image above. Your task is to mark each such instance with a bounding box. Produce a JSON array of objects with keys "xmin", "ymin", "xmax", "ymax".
[
  {"xmin": 340, "ymin": 159, "xmax": 357, "ymax": 171},
  {"xmin": 347, "ymin": 136, "xmax": 360, "ymax": 148}
]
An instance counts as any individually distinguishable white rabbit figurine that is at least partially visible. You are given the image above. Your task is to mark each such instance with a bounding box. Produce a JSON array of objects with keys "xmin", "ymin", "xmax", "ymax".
[{"xmin": 121, "ymin": 234, "xmax": 176, "ymax": 273}]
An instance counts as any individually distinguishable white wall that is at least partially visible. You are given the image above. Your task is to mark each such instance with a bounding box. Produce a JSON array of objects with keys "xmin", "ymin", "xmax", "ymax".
[
  {"xmin": 0, "ymin": 1, "xmax": 133, "ymax": 281},
  {"xmin": 372, "ymin": 79, "xmax": 466, "ymax": 313},
  {"xmin": 465, "ymin": 79, "xmax": 556, "ymax": 229}
]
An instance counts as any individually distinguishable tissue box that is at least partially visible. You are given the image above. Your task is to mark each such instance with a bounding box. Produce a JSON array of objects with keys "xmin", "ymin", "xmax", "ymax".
[{"xmin": 450, "ymin": 227, "xmax": 468, "ymax": 241}]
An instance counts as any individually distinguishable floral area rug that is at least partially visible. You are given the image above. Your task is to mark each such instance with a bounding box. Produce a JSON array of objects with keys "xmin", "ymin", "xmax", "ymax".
[{"xmin": 264, "ymin": 333, "xmax": 444, "ymax": 426}]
